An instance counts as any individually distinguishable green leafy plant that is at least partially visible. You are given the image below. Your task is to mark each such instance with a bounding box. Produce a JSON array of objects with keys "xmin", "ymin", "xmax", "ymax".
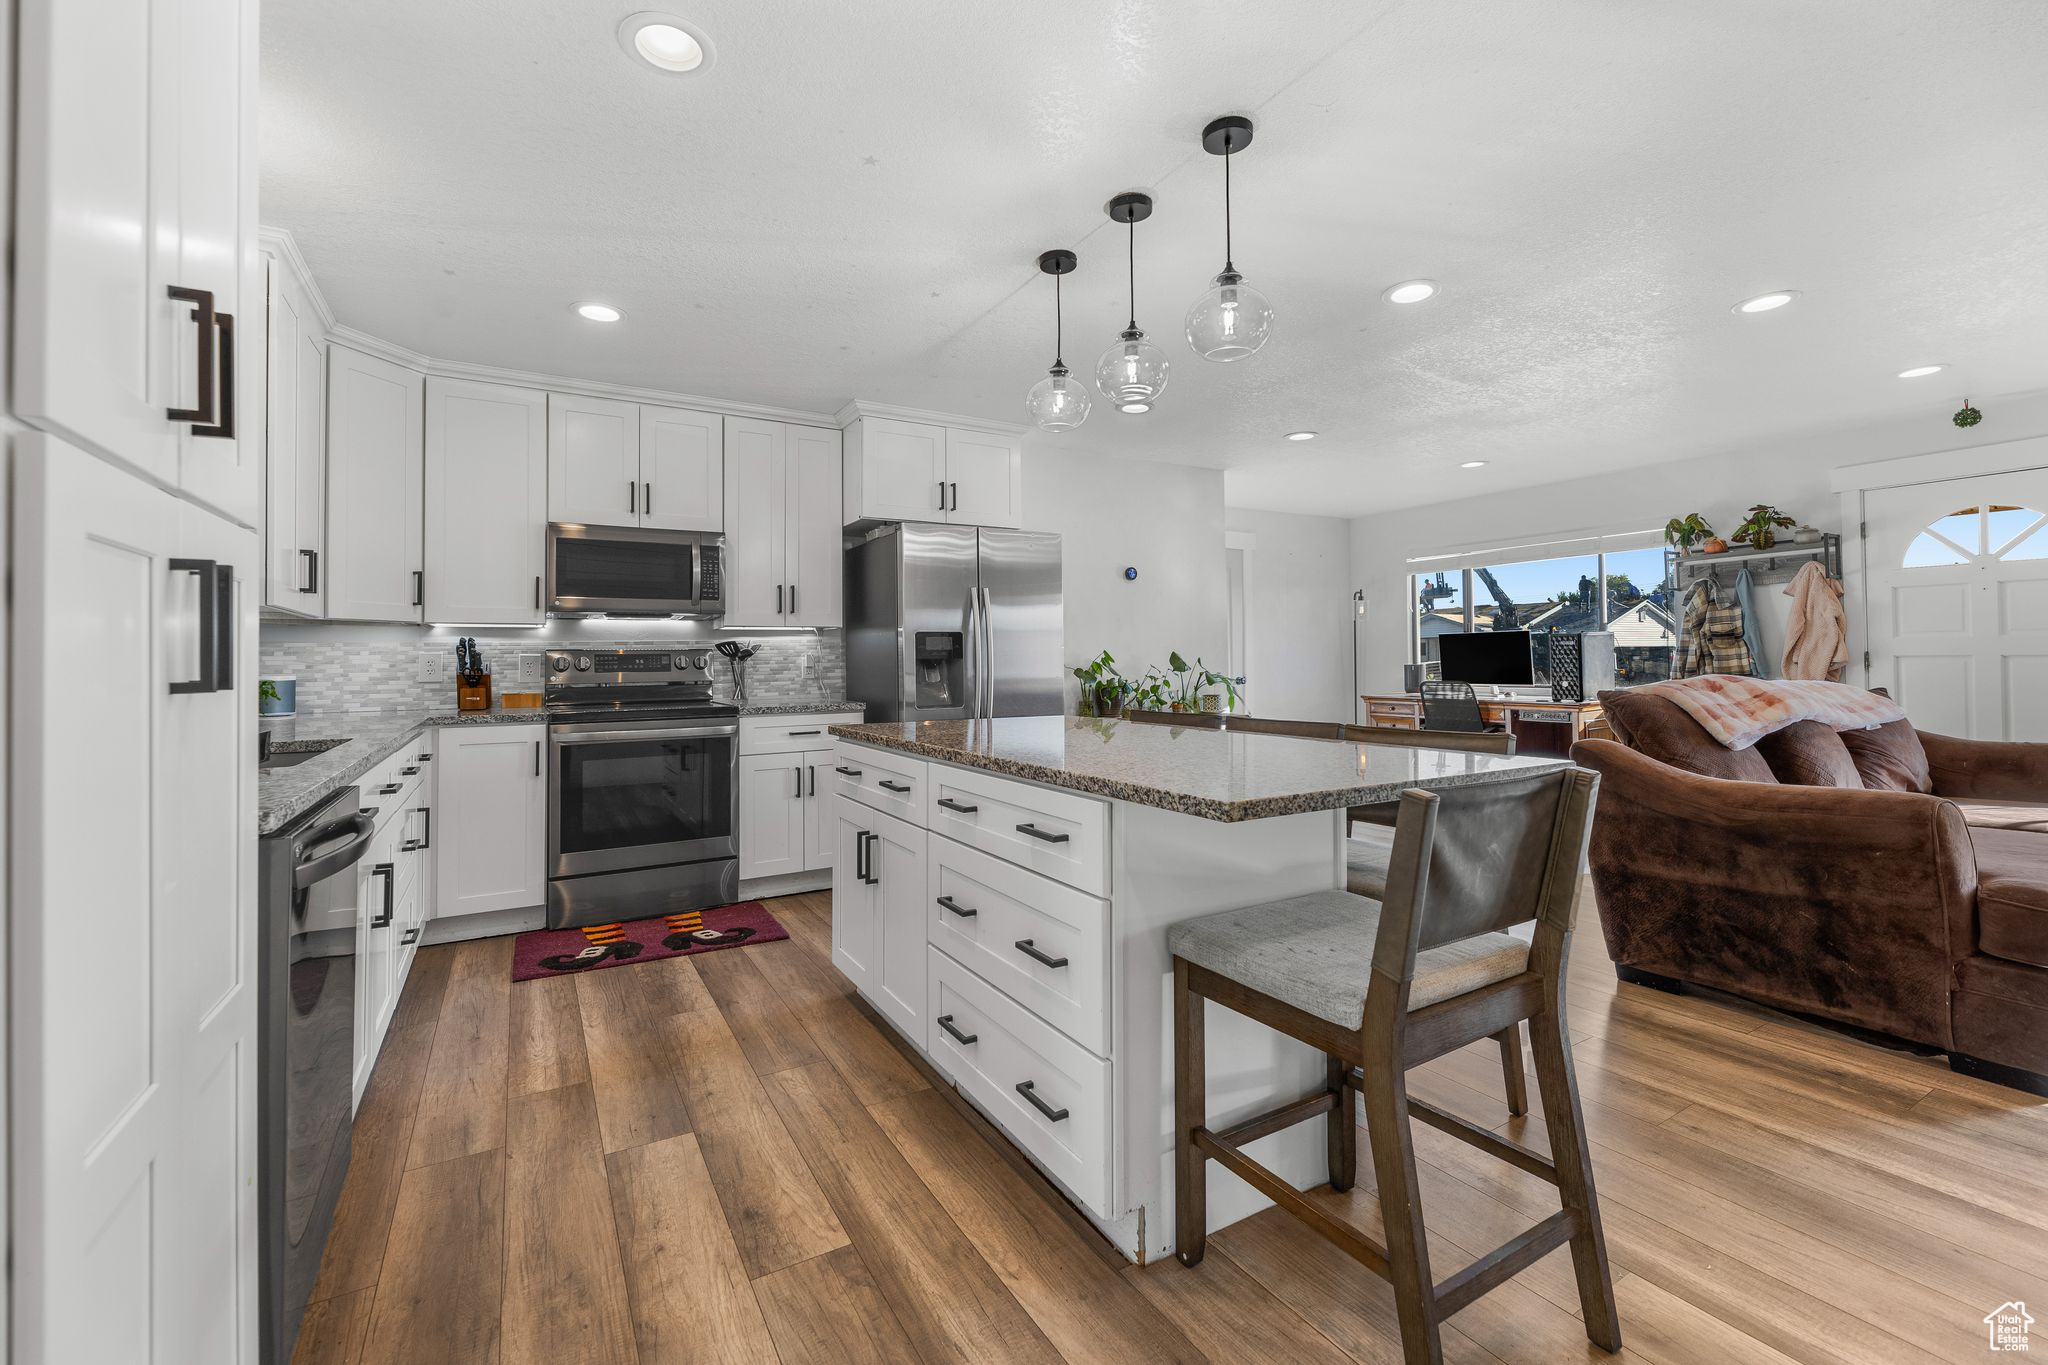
[
  {"xmin": 1129, "ymin": 667, "xmax": 1173, "ymax": 711},
  {"xmin": 1167, "ymin": 651, "xmax": 1201, "ymax": 710},
  {"xmin": 1070, "ymin": 650, "xmax": 1129, "ymax": 716},
  {"xmin": 1197, "ymin": 659, "xmax": 1244, "ymax": 712},
  {"xmin": 1663, "ymin": 512, "xmax": 1714, "ymax": 551},
  {"xmin": 259, "ymin": 680, "xmax": 281, "ymax": 703},
  {"xmin": 1731, "ymin": 504, "xmax": 1796, "ymax": 550},
  {"xmin": 1954, "ymin": 402, "xmax": 1982, "ymax": 429}
]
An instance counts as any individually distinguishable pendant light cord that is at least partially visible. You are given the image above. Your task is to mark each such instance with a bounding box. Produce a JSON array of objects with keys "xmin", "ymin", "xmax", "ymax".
[
  {"xmin": 1053, "ymin": 270, "xmax": 1065, "ymax": 369},
  {"xmin": 1127, "ymin": 217, "xmax": 1138, "ymax": 331},
  {"xmin": 1223, "ymin": 136, "xmax": 1235, "ymax": 273}
]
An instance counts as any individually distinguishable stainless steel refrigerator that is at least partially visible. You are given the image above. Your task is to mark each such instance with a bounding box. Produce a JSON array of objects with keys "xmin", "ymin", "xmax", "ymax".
[{"xmin": 845, "ymin": 524, "xmax": 1064, "ymax": 720}]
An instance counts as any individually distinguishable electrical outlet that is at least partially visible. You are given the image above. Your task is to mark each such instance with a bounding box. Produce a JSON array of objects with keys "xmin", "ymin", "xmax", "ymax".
[
  {"xmin": 418, "ymin": 650, "xmax": 446, "ymax": 683},
  {"xmin": 517, "ymin": 653, "xmax": 544, "ymax": 685}
]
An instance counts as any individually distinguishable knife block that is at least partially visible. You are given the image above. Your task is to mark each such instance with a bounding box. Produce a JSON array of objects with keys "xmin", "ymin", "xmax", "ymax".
[{"xmin": 456, "ymin": 674, "xmax": 492, "ymax": 713}]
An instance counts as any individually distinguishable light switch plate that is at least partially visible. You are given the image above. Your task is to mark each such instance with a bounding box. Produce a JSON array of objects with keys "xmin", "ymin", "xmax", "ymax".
[
  {"xmin": 418, "ymin": 650, "xmax": 446, "ymax": 683},
  {"xmin": 517, "ymin": 653, "xmax": 544, "ymax": 685}
]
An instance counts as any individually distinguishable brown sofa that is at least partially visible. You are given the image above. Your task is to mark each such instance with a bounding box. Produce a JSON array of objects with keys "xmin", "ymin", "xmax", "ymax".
[{"xmin": 1571, "ymin": 688, "xmax": 2048, "ymax": 1094}]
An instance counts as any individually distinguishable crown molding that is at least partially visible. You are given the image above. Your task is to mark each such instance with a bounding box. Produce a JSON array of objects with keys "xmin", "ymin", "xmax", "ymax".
[
  {"xmin": 257, "ymin": 226, "xmax": 337, "ymax": 332},
  {"xmin": 328, "ymin": 324, "xmax": 432, "ymax": 370},
  {"xmin": 834, "ymin": 398, "xmax": 1028, "ymax": 438}
]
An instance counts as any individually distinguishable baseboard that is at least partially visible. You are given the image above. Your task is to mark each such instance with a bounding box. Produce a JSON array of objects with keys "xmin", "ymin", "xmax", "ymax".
[
  {"xmin": 1614, "ymin": 964, "xmax": 1686, "ymax": 994},
  {"xmin": 423, "ymin": 905, "xmax": 545, "ymax": 944},
  {"xmin": 740, "ymin": 870, "xmax": 832, "ymax": 900},
  {"xmin": 1948, "ymin": 1052, "xmax": 2048, "ymax": 1097}
]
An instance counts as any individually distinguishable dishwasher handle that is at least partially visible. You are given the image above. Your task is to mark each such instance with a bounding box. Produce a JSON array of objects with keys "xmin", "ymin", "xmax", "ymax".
[{"xmin": 293, "ymin": 812, "xmax": 377, "ymax": 889}]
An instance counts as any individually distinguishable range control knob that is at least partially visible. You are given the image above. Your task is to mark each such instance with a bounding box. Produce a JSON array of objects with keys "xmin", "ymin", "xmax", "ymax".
[
  {"xmin": 674, "ymin": 653, "xmax": 702, "ymax": 671},
  {"xmin": 573, "ymin": 655, "xmax": 593, "ymax": 672},
  {"xmin": 550, "ymin": 656, "xmax": 572, "ymax": 674}
]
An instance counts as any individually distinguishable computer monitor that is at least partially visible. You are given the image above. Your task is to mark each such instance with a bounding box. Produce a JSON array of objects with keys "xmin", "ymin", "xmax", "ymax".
[{"xmin": 1438, "ymin": 630, "xmax": 1535, "ymax": 687}]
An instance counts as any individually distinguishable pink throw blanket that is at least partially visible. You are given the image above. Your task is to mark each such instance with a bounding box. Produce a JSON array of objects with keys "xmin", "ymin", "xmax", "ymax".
[{"xmin": 1641, "ymin": 675, "xmax": 1906, "ymax": 750}]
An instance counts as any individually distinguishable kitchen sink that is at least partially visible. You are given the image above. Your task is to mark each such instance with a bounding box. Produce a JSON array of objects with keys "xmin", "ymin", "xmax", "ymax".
[{"xmin": 260, "ymin": 739, "xmax": 347, "ymax": 770}]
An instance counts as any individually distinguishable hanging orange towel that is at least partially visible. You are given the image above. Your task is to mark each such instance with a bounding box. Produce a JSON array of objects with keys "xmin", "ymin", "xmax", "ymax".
[{"xmin": 1781, "ymin": 560, "xmax": 1847, "ymax": 681}]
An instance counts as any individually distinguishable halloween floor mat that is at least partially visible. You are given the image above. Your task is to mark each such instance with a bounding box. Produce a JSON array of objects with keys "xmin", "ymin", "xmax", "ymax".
[{"xmin": 511, "ymin": 902, "xmax": 787, "ymax": 982}]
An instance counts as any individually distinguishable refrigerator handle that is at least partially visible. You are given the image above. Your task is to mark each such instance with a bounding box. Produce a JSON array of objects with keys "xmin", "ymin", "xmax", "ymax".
[
  {"xmin": 980, "ymin": 585, "xmax": 996, "ymax": 718},
  {"xmin": 965, "ymin": 587, "xmax": 982, "ymax": 719}
]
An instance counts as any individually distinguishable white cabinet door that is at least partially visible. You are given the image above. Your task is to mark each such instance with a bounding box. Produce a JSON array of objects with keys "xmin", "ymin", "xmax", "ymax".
[
  {"xmin": 639, "ymin": 405, "xmax": 723, "ymax": 531},
  {"xmin": 869, "ymin": 814, "xmax": 930, "ymax": 1042},
  {"xmin": 262, "ymin": 256, "xmax": 326, "ymax": 614},
  {"xmin": 355, "ymin": 824, "xmax": 401, "ymax": 1099},
  {"xmin": 945, "ymin": 429, "xmax": 1024, "ymax": 529},
  {"xmin": 723, "ymin": 417, "xmax": 789, "ymax": 626},
  {"xmin": 326, "ymin": 346, "xmax": 426, "ymax": 622},
  {"xmin": 845, "ymin": 417, "xmax": 945, "ymax": 525},
  {"xmin": 435, "ymin": 723, "xmax": 548, "ymax": 917},
  {"xmin": 548, "ymin": 392, "xmax": 640, "ymax": 528},
  {"xmin": 787, "ymin": 425, "xmax": 844, "ymax": 627},
  {"xmin": 738, "ymin": 752, "xmax": 807, "ymax": 880},
  {"xmin": 13, "ymin": 435, "xmax": 259, "ymax": 1365},
  {"xmin": 802, "ymin": 749, "xmax": 837, "ymax": 870},
  {"xmin": 830, "ymin": 803, "xmax": 879, "ymax": 991},
  {"xmin": 423, "ymin": 378, "xmax": 547, "ymax": 624}
]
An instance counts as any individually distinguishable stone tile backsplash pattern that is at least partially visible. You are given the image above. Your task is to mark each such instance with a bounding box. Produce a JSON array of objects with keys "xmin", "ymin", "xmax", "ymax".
[{"xmin": 260, "ymin": 631, "xmax": 846, "ymax": 714}]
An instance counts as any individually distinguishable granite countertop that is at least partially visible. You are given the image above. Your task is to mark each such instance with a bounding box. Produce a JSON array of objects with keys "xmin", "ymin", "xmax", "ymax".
[
  {"xmin": 259, "ymin": 698, "xmax": 865, "ymax": 835},
  {"xmin": 826, "ymin": 715, "xmax": 1571, "ymax": 822}
]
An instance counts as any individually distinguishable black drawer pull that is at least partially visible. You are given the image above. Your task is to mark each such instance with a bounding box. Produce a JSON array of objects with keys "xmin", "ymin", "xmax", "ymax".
[
  {"xmin": 1013, "ymin": 939, "xmax": 1069, "ymax": 969},
  {"xmin": 1016, "ymin": 1080, "xmax": 1069, "ymax": 1122},
  {"xmin": 1015, "ymin": 822, "xmax": 1070, "ymax": 844},
  {"xmin": 400, "ymin": 928, "xmax": 420, "ymax": 946},
  {"xmin": 401, "ymin": 840, "xmax": 421, "ymax": 852},
  {"xmin": 936, "ymin": 895, "xmax": 978, "ymax": 919},
  {"xmin": 786, "ymin": 729, "xmax": 823, "ymax": 736},
  {"xmin": 878, "ymin": 780, "xmax": 912, "ymax": 793},
  {"xmin": 400, "ymin": 765, "xmax": 420, "ymax": 776},
  {"xmin": 937, "ymin": 1014, "xmax": 978, "ymax": 1046},
  {"xmin": 377, "ymin": 782, "xmax": 403, "ymax": 796},
  {"xmin": 834, "ymin": 765, "xmax": 864, "ymax": 777},
  {"xmin": 937, "ymin": 798, "xmax": 979, "ymax": 815}
]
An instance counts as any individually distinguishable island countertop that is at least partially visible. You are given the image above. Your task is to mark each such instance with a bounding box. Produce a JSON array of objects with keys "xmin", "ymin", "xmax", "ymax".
[{"xmin": 827, "ymin": 715, "xmax": 1571, "ymax": 822}]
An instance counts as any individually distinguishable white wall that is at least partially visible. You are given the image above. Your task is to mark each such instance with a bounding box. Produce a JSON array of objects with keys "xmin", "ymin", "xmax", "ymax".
[
  {"xmin": 1349, "ymin": 390, "xmax": 2048, "ymax": 692},
  {"xmin": 1022, "ymin": 440, "xmax": 1228, "ymax": 710},
  {"xmin": 1223, "ymin": 508, "xmax": 1356, "ymax": 721}
]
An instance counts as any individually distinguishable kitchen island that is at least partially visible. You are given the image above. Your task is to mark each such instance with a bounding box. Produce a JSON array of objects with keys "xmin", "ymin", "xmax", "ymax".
[{"xmin": 825, "ymin": 714, "xmax": 1571, "ymax": 1263}]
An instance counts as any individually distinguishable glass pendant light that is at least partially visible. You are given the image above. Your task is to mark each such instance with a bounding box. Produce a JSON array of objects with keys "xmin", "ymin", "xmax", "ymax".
[
  {"xmin": 1025, "ymin": 249, "xmax": 1090, "ymax": 431},
  {"xmin": 1184, "ymin": 115, "xmax": 1274, "ymax": 362},
  {"xmin": 1096, "ymin": 192, "xmax": 1169, "ymax": 414}
]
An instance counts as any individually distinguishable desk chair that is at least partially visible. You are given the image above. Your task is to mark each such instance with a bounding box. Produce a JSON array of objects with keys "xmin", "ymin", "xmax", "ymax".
[
  {"xmin": 1420, "ymin": 680, "xmax": 1491, "ymax": 733},
  {"xmin": 1169, "ymin": 768, "xmax": 1619, "ymax": 1365}
]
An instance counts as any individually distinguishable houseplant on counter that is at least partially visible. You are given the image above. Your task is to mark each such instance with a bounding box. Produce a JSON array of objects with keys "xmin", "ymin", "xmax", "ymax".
[
  {"xmin": 1663, "ymin": 512, "xmax": 1714, "ymax": 556},
  {"xmin": 1072, "ymin": 650, "xmax": 1130, "ymax": 717}
]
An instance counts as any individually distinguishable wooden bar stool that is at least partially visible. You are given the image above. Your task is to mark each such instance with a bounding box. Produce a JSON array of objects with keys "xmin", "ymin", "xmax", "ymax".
[{"xmin": 1169, "ymin": 768, "xmax": 1618, "ymax": 1365}]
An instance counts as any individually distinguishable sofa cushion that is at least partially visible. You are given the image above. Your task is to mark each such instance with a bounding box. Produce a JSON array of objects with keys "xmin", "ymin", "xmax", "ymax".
[
  {"xmin": 1840, "ymin": 719, "xmax": 1933, "ymax": 793},
  {"xmin": 1597, "ymin": 689, "xmax": 1778, "ymax": 783},
  {"xmin": 1967, "ymin": 826, "xmax": 2048, "ymax": 969},
  {"xmin": 1754, "ymin": 721, "xmax": 1865, "ymax": 788},
  {"xmin": 1955, "ymin": 801, "xmax": 2048, "ymax": 833}
]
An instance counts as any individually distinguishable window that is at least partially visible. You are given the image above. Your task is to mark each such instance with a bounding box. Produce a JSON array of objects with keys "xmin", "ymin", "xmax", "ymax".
[{"xmin": 1905, "ymin": 505, "xmax": 2048, "ymax": 566}]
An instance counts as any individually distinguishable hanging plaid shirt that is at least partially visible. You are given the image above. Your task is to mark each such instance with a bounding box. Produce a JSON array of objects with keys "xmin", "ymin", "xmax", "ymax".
[{"xmin": 1677, "ymin": 577, "xmax": 1755, "ymax": 678}]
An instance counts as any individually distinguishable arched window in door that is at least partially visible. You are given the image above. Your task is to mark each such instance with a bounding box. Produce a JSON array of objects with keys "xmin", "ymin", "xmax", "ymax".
[{"xmin": 1904, "ymin": 504, "xmax": 2048, "ymax": 567}]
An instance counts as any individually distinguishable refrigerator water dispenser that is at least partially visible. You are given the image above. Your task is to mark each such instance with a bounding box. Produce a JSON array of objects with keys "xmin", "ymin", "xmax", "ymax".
[{"xmin": 914, "ymin": 631, "xmax": 964, "ymax": 708}]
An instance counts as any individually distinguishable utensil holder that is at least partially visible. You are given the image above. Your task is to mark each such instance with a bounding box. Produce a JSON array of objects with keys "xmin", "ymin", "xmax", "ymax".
[{"xmin": 457, "ymin": 674, "xmax": 493, "ymax": 712}]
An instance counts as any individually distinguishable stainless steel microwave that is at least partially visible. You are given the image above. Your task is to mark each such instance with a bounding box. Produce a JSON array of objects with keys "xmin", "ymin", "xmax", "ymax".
[{"xmin": 546, "ymin": 524, "xmax": 724, "ymax": 618}]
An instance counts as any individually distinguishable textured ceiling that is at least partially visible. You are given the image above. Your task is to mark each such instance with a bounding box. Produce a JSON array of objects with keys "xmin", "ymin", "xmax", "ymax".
[{"xmin": 262, "ymin": 0, "xmax": 2048, "ymax": 517}]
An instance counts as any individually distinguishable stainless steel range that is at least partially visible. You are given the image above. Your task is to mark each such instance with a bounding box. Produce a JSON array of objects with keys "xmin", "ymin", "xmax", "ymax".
[{"xmin": 545, "ymin": 647, "xmax": 740, "ymax": 928}]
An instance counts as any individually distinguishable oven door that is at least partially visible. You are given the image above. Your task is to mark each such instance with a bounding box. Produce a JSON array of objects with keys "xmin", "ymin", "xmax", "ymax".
[
  {"xmin": 548, "ymin": 717, "xmax": 739, "ymax": 878},
  {"xmin": 548, "ymin": 522, "xmax": 713, "ymax": 617}
]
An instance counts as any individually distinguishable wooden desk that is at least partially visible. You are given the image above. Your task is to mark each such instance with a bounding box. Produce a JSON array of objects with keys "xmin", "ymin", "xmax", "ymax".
[{"xmin": 1359, "ymin": 694, "xmax": 1609, "ymax": 758}]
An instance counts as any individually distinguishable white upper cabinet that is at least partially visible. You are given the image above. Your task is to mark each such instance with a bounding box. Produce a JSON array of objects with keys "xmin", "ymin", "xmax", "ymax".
[
  {"xmin": 262, "ymin": 253, "xmax": 326, "ymax": 615},
  {"xmin": 638, "ymin": 405, "xmax": 723, "ymax": 531},
  {"xmin": 547, "ymin": 393, "xmax": 640, "ymax": 527},
  {"xmin": 844, "ymin": 415, "xmax": 1024, "ymax": 530},
  {"xmin": 423, "ymin": 378, "xmax": 548, "ymax": 624},
  {"xmin": 326, "ymin": 345, "xmax": 426, "ymax": 622},
  {"xmin": 723, "ymin": 419, "xmax": 843, "ymax": 628},
  {"xmin": 16, "ymin": 0, "xmax": 262, "ymax": 527}
]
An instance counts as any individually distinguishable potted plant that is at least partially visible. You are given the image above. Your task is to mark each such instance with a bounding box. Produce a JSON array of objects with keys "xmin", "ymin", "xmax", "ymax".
[
  {"xmin": 1197, "ymin": 660, "xmax": 1244, "ymax": 713},
  {"xmin": 1131, "ymin": 668, "xmax": 1172, "ymax": 712},
  {"xmin": 1663, "ymin": 513, "xmax": 1714, "ymax": 555},
  {"xmin": 1167, "ymin": 651, "xmax": 1201, "ymax": 711},
  {"xmin": 1071, "ymin": 650, "xmax": 1129, "ymax": 717},
  {"xmin": 1732, "ymin": 504, "xmax": 1797, "ymax": 551}
]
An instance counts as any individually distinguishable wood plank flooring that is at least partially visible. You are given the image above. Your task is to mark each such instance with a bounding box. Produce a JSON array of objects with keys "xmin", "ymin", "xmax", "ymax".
[{"xmin": 295, "ymin": 887, "xmax": 2048, "ymax": 1365}]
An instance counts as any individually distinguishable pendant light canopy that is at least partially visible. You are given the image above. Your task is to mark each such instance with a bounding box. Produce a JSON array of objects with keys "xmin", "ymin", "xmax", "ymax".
[
  {"xmin": 1025, "ymin": 249, "xmax": 1090, "ymax": 432},
  {"xmin": 1096, "ymin": 192, "xmax": 1170, "ymax": 414},
  {"xmin": 1184, "ymin": 115, "xmax": 1275, "ymax": 362}
]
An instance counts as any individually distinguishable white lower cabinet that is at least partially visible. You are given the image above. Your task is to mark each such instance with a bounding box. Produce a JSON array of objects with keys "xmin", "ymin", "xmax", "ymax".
[
  {"xmin": 435, "ymin": 722, "xmax": 547, "ymax": 918},
  {"xmin": 830, "ymin": 798, "xmax": 927, "ymax": 1041},
  {"xmin": 739, "ymin": 751, "xmax": 809, "ymax": 879}
]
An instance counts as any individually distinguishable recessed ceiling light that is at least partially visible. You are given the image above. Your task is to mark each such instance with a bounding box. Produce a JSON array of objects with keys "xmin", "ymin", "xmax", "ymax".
[
  {"xmin": 575, "ymin": 302, "xmax": 623, "ymax": 322},
  {"xmin": 1383, "ymin": 280, "xmax": 1437, "ymax": 304},
  {"xmin": 1284, "ymin": 430, "xmax": 1317, "ymax": 441},
  {"xmin": 618, "ymin": 12, "xmax": 714, "ymax": 74},
  {"xmin": 1733, "ymin": 290, "xmax": 1799, "ymax": 313},
  {"xmin": 1897, "ymin": 364, "xmax": 1945, "ymax": 379},
  {"xmin": 1460, "ymin": 460, "xmax": 1488, "ymax": 469}
]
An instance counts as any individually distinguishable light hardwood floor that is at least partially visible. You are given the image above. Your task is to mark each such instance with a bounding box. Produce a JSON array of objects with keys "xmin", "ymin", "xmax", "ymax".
[{"xmin": 295, "ymin": 889, "xmax": 2048, "ymax": 1365}]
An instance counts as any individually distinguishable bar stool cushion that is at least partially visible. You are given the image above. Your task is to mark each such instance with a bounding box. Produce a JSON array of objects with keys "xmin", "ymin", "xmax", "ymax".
[{"xmin": 1168, "ymin": 889, "xmax": 1529, "ymax": 1028}]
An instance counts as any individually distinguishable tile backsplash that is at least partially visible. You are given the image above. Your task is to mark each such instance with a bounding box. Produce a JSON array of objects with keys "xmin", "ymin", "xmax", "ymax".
[{"xmin": 259, "ymin": 625, "xmax": 846, "ymax": 714}]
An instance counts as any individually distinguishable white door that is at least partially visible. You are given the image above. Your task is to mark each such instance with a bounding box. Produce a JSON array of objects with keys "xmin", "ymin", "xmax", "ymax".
[
  {"xmin": 871, "ymin": 814, "xmax": 930, "ymax": 1040},
  {"xmin": 548, "ymin": 392, "xmax": 641, "ymax": 528},
  {"xmin": 639, "ymin": 404, "xmax": 723, "ymax": 531},
  {"xmin": 435, "ymin": 722, "xmax": 549, "ymax": 916},
  {"xmin": 423, "ymin": 378, "xmax": 548, "ymax": 624},
  {"xmin": 849, "ymin": 417, "xmax": 946, "ymax": 524},
  {"xmin": 13, "ymin": 435, "xmax": 260, "ymax": 1365},
  {"xmin": 723, "ymin": 417, "xmax": 789, "ymax": 626},
  {"xmin": 326, "ymin": 346, "xmax": 426, "ymax": 622},
  {"xmin": 802, "ymin": 749, "xmax": 836, "ymax": 870},
  {"xmin": 831, "ymin": 806, "xmax": 879, "ymax": 990},
  {"xmin": 1865, "ymin": 469, "xmax": 2048, "ymax": 739},
  {"xmin": 945, "ymin": 429, "xmax": 1024, "ymax": 529},
  {"xmin": 787, "ymin": 424, "xmax": 844, "ymax": 627},
  {"xmin": 738, "ymin": 752, "xmax": 807, "ymax": 879},
  {"xmin": 262, "ymin": 256, "xmax": 325, "ymax": 614}
]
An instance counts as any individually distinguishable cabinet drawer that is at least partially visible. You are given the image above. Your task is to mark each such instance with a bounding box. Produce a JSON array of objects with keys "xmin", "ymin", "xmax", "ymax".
[
  {"xmin": 926, "ymin": 764, "xmax": 1109, "ymax": 897},
  {"xmin": 929, "ymin": 837, "xmax": 1109, "ymax": 1054},
  {"xmin": 831, "ymin": 743, "xmax": 926, "ymax": 824},
  {"xmin": 1367, "ymin": 702, "xmax": 1421, "ymax": 727},
  {"xmin": 927, "ymin": 947, "xmax": 1111, "ymax": 1215},
  {"xmin": 741, "ymin": 713, "xmax": 849, "ymax": 755}
]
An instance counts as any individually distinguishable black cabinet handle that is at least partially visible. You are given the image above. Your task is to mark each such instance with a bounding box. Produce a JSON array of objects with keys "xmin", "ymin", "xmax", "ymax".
[
  {"xmin": 936, "ymin": 895, "xmax": 977, "ymax": 919},
  {"xmin": 400, "ymin": 765, "xmax": 420, "ymax": 776},
  {"xmin": 194, "ymin": 309, "xmax": 236, "ymax": 438},
  {"xmin": 1014, "ymin": 939, "xmax": 1069, "ymax": 969},
  {"xmin": 1016, "ymin": 1080, "xmax": 1069, "ymax": 1122},
  {"xmin": 864, "ymin": 832, "xmax": 881, "ymax": 885},
  {"xmin": 790, "ymin": 584, "xmax": 797, "ymax": 616},
  {"xmin": 400, "ymin": 840, "xmax": 421, "ymax": 853},
  {"xmin": 950, "ymin": 481, "xmax": 958, "ymax": 511},
  {"xmin": 937, "ymin": 797, "xmax": 979, "ymax": 815},
  {"xmin": 300, "ymin": 548, "xmax": 319, "ymax": 594},
  {"xmin": 535, "ymin": 575, "xmax": 542, "ymax": 610},
  {"xmin": 534, "ymin": 740, "xmax": 541, "ymax": 777},
  {"xmin": 377, "ymin": 782, "xmax": 403, "ymax": 796},
  {"xmin": 415, "ymin": 807, "xmax": 432, "ymax": 850},
  {"xmin": 1015, "ymin": 822, "xmax": 1070, "ymax": 844},
  {"xmin": 166, "ymin": 285, "xmax": 218, "ymax": 426},
  {"xmin": 794, "ymin": 765, "xmax": 803, "ymax": 798},
  {"xmin": 787, "ymin": 729, "xmax": 823, "ymax": 736},
  {"xmin": 370, "ymin": 862, "xmax": 395, "ymax": 927},
  {"xmin": 834, "ymin": 765, "xmax": 863, "ymax": 777},
  {"xmin": 401, "ymin": 928, "xmax": 420, "ymax": 946},
  {"xmin": 854, "ymin": 828, "xmax": 868, "ymax": 882},
  {"xmin": 413, "ymin": 569, "xmax": 424, "ymax": 607},
  {"xmin": 359, "ymin": 806, "xmax": 381, "ymax": 819},
  {"xmin": 168, "ymin": 558, "xmax": 221, "ymax": 694},
  {"xmin": 808, "ymin": 764, "xmax": 816, "ymax": 797},
  {"xmin": 777, "ymin": 583, "xmax": 784, "ymax": 615},
  {"xmin": 937, "ymin": 1014, "xmax": 978, "ymax": 1046},
  {"xmin": 937, "ymin": 479, "xmax": 946, "ymax": 510},
  {"xmin": 644, "ymin": 482, "xmax": 652, "ymax": 515},
  {"xmin": 878, "ymin": 780, "xmax": 911, "ymax": 794},
  {"xmin": 629, "ymin": 479, "xmax": 637, "ymax": 514}
]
